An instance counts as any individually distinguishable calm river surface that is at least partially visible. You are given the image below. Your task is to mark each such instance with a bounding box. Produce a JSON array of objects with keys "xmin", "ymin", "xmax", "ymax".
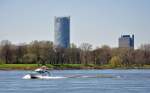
[{"xmin": 0, "ymin": 69, "xmax": 150, "ymax": 93}]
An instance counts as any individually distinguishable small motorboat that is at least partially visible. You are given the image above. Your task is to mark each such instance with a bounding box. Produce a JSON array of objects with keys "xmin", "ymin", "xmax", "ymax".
[{"xmin": 23, "ymin": 67, "xmax": 51, "ymax": 79}]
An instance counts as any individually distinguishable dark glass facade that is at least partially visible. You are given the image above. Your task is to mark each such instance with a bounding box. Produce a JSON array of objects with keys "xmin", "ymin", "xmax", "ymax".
[{"xmin": 54, "ymin": 17, "xmax": 70, "ymax": 48}]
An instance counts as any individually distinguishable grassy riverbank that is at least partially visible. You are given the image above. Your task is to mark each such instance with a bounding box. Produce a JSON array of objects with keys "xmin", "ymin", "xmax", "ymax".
[
  {"xmin": 1, "ymin": 64, "xmax": 150, "ymax": 70},
  {"xmin": 0, "ymin": 64, "xmax": 103, "ymax": 70},
  {"xmin": 0, "ymin": 64, "xmax": 39, "ymax": 70}
]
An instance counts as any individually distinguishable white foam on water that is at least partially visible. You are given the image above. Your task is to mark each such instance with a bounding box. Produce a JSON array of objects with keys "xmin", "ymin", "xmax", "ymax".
[
  {"xmin": 22, "ymin": 74, "xmax": 67, "ymax": 80},
  {"xmin": 22, "ymin": 74, "xmax": 31, "ymax": 79},
  {"xmin": 40, "ymin": 76, "xmax": 67, "ymax": 79}
]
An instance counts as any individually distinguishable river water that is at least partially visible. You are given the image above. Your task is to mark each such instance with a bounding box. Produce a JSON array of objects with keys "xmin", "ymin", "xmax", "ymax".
[{"xmin": 0, "ymin": 69, "xmax": 150, "ymax": 93}]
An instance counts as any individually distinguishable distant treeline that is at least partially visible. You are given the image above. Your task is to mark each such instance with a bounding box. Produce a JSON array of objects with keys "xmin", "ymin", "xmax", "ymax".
[{"xmin": 0, "ymin": 40, "xmax": 150, "ymax": 67}]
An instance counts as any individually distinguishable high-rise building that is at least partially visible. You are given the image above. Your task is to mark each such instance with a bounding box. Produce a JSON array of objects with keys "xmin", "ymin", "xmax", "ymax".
[
  {"xmin": 54, "ymin": 16, "xmax": 70, "ymax": 48},
  {"xmin": 119, "ymin": 34, "xmax": 134, "ymax": 48}
]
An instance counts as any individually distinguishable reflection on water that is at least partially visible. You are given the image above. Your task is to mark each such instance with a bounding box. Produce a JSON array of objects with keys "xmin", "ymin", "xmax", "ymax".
[{"xmin": 0, "ymin": 69, "xmax": 150, "ymax": 93}]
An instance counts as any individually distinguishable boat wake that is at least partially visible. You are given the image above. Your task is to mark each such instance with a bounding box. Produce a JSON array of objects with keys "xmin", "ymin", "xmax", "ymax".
[
  {"xmin": 22, "ymin": 74, "xmax": 120, "ymax": 80},
  {"xmin": 22, "ymin": 74, "xmax": 67, "ymax": 79},
  {"xmin": 22, "ymin": 67, "xmax": 121, "ymax": 80}
]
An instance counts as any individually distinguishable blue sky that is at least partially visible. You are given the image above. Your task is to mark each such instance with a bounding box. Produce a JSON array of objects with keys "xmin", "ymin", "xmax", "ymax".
[{"xmin": 0, "ymin": 0, "xmax": 150, "ymax": 48}]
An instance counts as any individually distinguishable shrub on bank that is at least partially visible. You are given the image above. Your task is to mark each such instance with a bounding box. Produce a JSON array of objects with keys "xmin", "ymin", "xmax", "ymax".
[{"xmin": 109, "ymin": 56, "xmax": 122, "ymax": 68}]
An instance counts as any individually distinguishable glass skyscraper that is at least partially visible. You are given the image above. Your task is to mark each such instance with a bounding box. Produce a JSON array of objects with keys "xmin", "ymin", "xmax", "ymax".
[{"xmin": 54, "ymin": 17, "xmax": 70, "ymax": 48}]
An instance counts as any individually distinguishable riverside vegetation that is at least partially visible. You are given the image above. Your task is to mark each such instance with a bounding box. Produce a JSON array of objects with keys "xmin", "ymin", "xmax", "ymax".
[{"xmin": 0, "ymin": 40, "xmax": 150, "ymax": 70}]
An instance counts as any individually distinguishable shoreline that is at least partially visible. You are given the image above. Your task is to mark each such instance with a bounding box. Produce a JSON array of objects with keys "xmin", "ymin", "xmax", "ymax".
[{"xmin": 1, "ymin": 64, "xmax": 150, "ymax": 70}]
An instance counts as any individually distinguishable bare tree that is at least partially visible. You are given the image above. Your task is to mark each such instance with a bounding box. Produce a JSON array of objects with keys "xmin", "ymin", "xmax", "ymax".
[
  {"xmin": 93, "ymin": 45, "xmax": 111, "ymax": 65},
  {"xmin": 0, "ymin": 40, "xmax": 13, "ymax": 64},
  {"xmin": 79, "ymin": 43, "xmax": 92, "ymax": 65}
]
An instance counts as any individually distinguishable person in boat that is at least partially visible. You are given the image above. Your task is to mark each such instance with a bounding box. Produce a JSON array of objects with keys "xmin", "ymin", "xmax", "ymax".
[
  {"xmin": 29, "ymin": 66, "xmax": 51, "ymax": 79},
  {"xmin": 35, "ymin": 66, "xmax": 51, "ymax": 76}
]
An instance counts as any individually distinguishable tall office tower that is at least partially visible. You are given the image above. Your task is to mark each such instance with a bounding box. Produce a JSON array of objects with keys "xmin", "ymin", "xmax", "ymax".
[
  {"xmin": 54, "ymin": 16, "xmax": 70, "ymax": 48},
  {"xmin": 119, "ymin": 34, "xmax": 134, "ymax": 49}
]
